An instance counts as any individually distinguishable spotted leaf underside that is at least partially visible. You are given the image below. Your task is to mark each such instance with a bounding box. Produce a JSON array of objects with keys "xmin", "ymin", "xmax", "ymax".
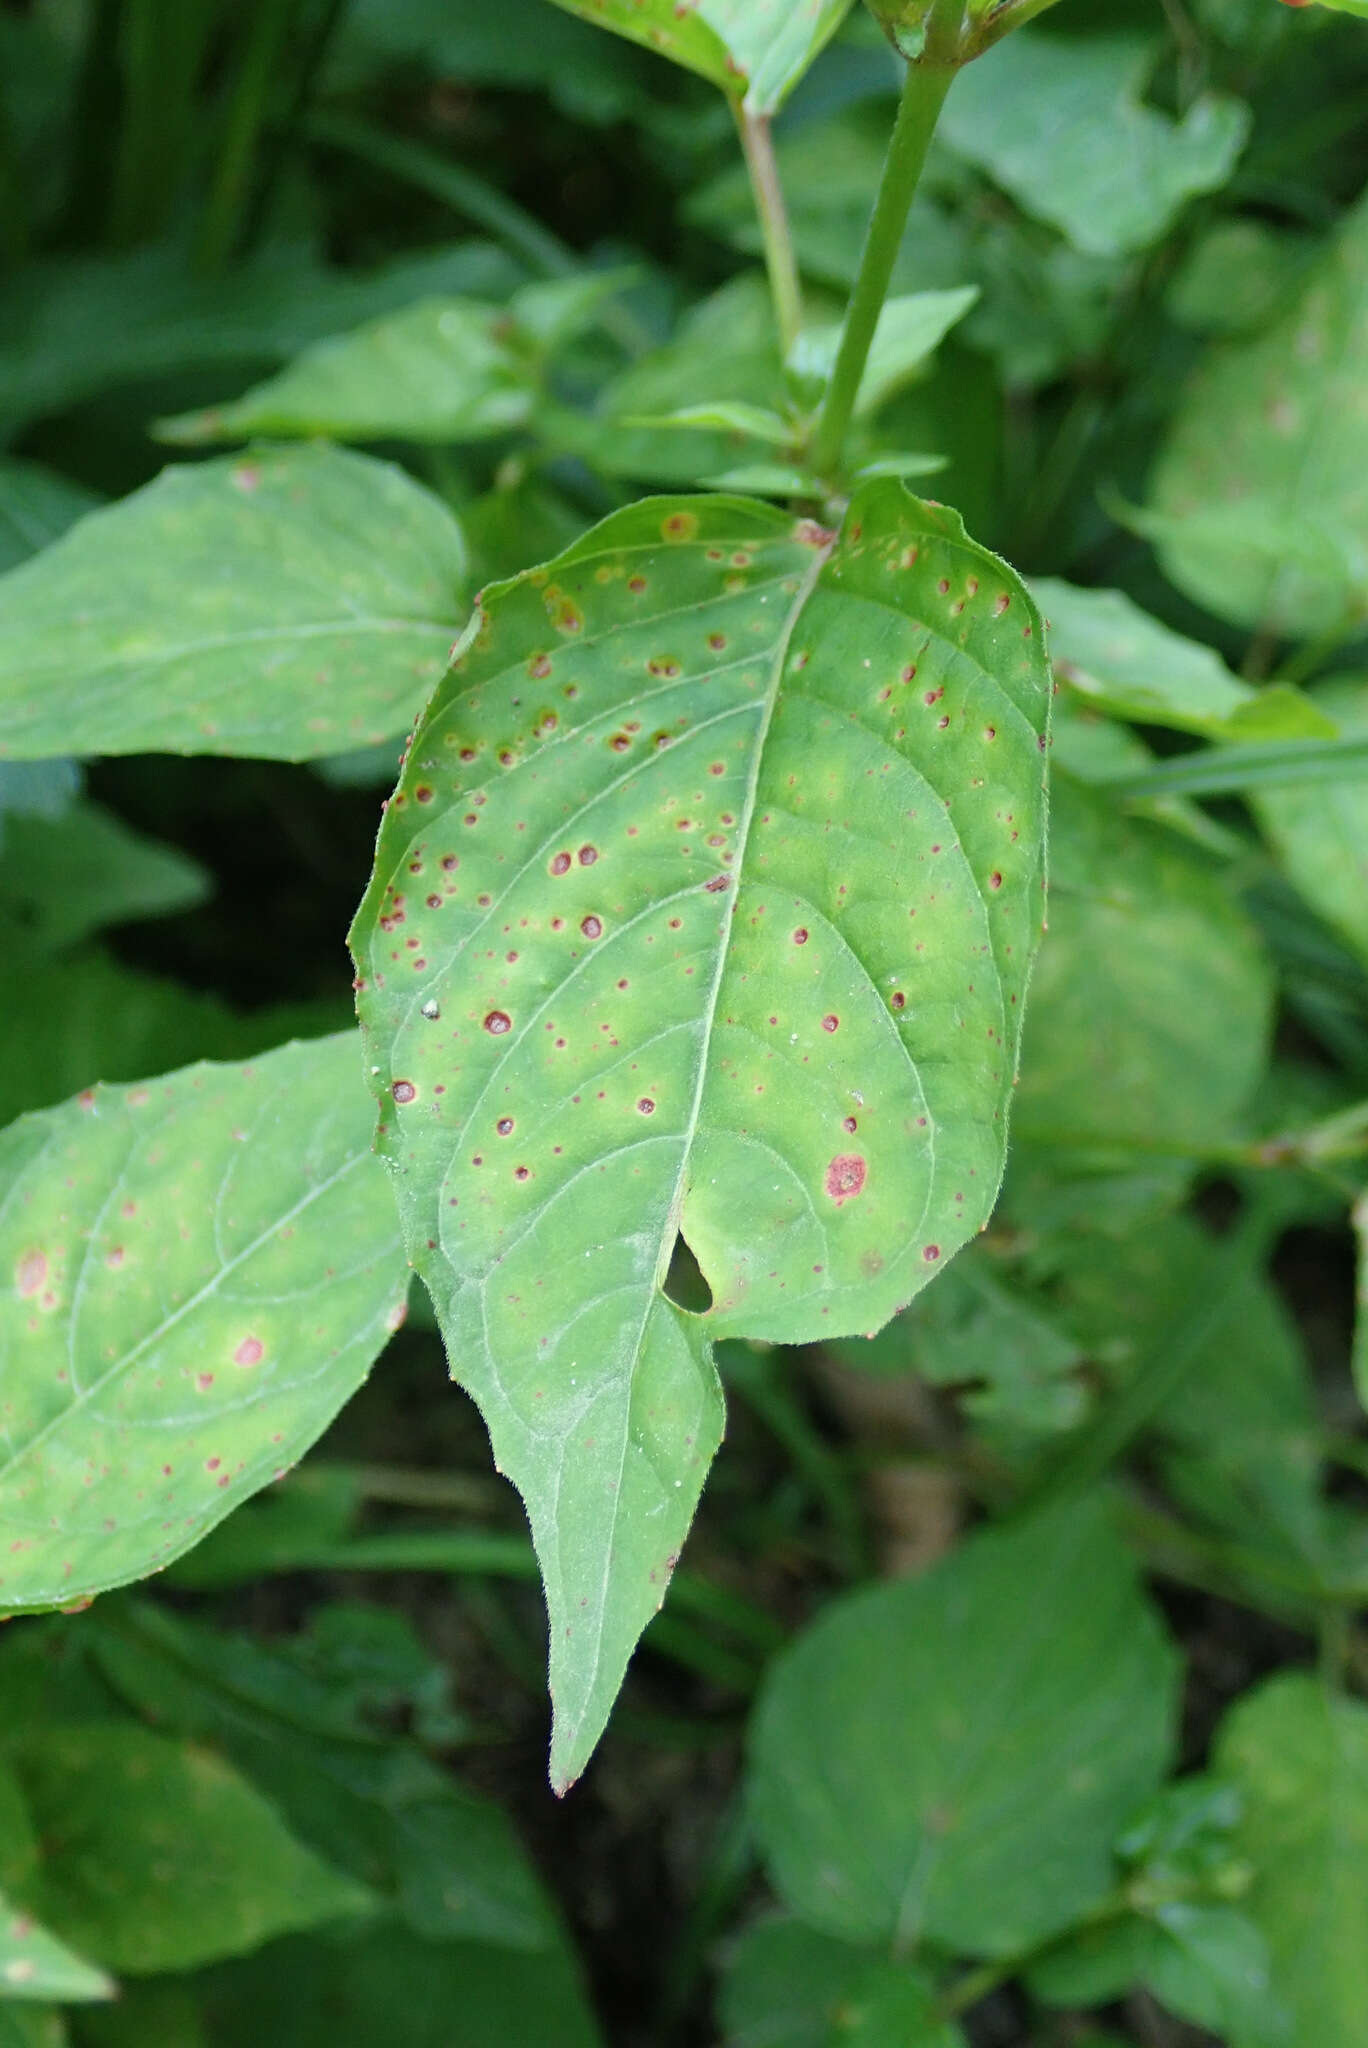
[{"xmin": 350, "ymin": 483, "xmax": 1050, "ymax": 1786}]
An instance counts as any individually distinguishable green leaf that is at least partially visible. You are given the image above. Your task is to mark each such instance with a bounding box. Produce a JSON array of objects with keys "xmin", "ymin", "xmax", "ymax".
[
  {"xmin": 1019, "ymin": 1208, "xmax": 1326, "ymax": 1567},
  {"xmin": 1355, "ymin": 1189, "xmax": 1368, "ymax": 1412},
  {"xmin": 0, "ymin": 447, "xmax": 465, "ymax": 763},
  {"xmin": 794, "ymin": 287, "xmax": 979, "ymax": 419},
  {"xmin": 938, "ymin": 33, "xmax": 1249, "ymax": 258},
  {"xmin": 158, "ymin": 277, "xmax": 626, "ymax": 448},
  {"xmin": 1214, "ymin": 1673, "xmax": 1368, "ymax": 2047},
  {"xmin": 542, "ymin": 0, "xmax": 854, "ymax": 113},
  {"xmin": 350, "ymin": 484, "xmax": 1051, "ymax": 1784},
  {"xmin": 0, "ymin": 2007, "xmax": 65, "ymax": 2048},
  {"xmin": 0, "ymin": 1034, "xmax": 408, "ymax": 1613},
  {"xmin": 1013, "ymin": 779, "xmax": 1273, "ymax": 1153},
  {"xmin": 825, "ymin": 1246, "xmax": 1087, "ymax": 1435},
  {"xmin": 1251, "ymin": 677, "xmax": 1368, "ymax": 965},
  {"xmin": 0, "ymin": 936, "xmax": 348, "ymax": 1128},
  {"xmin": 622, "ymin": 402, "xmax": 793, "ymax": 445},
  {"xmin": 0, "ymin": 462, "xmax": 101, "ymax": 577},
  {"xmin": 1166, "ymin": 220, "xmax": 1319, "ymax": 339},
  {"xmin": 199, "ymin": 1920, "xmax": 603, "ymax": 2048},
  {"xmin": 578, "ymin": 276, "xmax": 784, "ymax": 486},
  {"xmin": 66, "ymin": 1982, "xmax": 206, "ymax": 2048},
  {"xmin": 326, "ymin": 0, "xmax": 639, "ymax": 122},
  {"xmin": 0, "ymin": 765, "xmax": 80, "ymax": 839},
  {"xmin": 0, "ymin": 240, "xmax": 524, "ymax": 440},
  {"xmin": 1146, "ymin": 191, "xmax": 1368, "ymax": 637},
  {"xmin": 749, "ymin": 1497, "xmax": 1179, "ymax": 1954},
  {"xmin": 6, "ymin": 1724, "xmax": 369, "ymax": 1972},
  {"xmin": 1027, "ymin": 1775, "xmax": 1286, "ymax": 2044},
  {"xmin": 89, "ymin": 1600, "xmax": 558, "ymax": 1952},
  {"xmin": 156, "ymin": 298, "xmax": 535, "ymax": 446},
  {"xmin": 1034, "ymin": 579, "xmax": 1335, "ymax": 740},
  {"xmin": 1094, "ymin": 734, "xmax": 1368, "ymax": 800},
  {"xmin": 1028, "ymin": 1906, "xmax": 1284, "ymax": 2045},
  {"xmin": 718, "ymin": 1914, "xmax": 965, "ymax": 2048},
  {"xmin": 1, "ymin": 1892, "xmax": 112, "ymax": 2006},
  {"xmin": 0, "ymin": 804, "xmax": 209, "ymax": 953}
]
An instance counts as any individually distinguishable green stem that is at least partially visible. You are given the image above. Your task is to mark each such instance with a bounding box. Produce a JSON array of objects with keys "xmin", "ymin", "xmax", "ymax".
[
  {"xmin": 198, "ymin": 0, "xmax": 297, "ymax": 274},
  {"xmin": 734, "ymin": 106, "xmax": 802, "ymax": 360},
  {"xmin": 806, "ymin": 57, "xmax": 955, "ymax": 481}
]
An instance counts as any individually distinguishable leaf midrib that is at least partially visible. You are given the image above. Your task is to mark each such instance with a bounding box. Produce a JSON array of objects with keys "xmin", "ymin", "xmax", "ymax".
[{"xmin": 548, "ymin": 537, "xmax": 831, "ymax": 1764}]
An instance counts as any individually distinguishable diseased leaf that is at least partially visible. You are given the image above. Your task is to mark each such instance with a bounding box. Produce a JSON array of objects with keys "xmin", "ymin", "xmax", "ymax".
[
  {"xmin": 542, "ymin": 0, "xmax": 854, "ymax": 113},
  {"xmin": 1034, "ymin": 580, "xmax": 1335, "ymax": 740},
  {"xmin": 938, "ymin": 33, "xmax": 1249, "ymax": 258},
  {"xmin": 1013, "ymin": 778, "xmax": 1274, "ymax": 1153},
  {"xmin": 0, "ymin": 1034, "xmax": 408, "ymax": 1613},
  {"xmin": 0, "ymin": 447, "xmax": 465, "ymax": 763},
  {"xmin": 749, "ymin": 1497, "xmax": 1179, "ymax": 1954},
  {"xmin": 6, "ymin": 1724, "xmax": 369, "ymax": 1973},
  {"xmin": 1146, "ymin": 192, "xmax": 1368, "ymax": 637},
  {"xmin": 1215, "ymin": 1674, "xmax": 1368, "ymax": 2047},
  {"xmin": 350, "ymin": 483, "xmax": 1050, "ymax": 1784},
  {"xmin": 719, "ymin": 1915, "xmax": 964, "ymax": 2048},
  {"xmin": 1252, "ymin": 677, "xmax": 1368, "ymax": 965}
]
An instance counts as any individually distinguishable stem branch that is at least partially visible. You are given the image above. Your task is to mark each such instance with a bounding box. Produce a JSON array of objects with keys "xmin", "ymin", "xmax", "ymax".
[
  {"xmin": 806, "ymin": 58, "xmax": 954, "ymax": 480},
  {"xmin": 735, "ymin": 106, "xmax": 803, "ymax": 360}
]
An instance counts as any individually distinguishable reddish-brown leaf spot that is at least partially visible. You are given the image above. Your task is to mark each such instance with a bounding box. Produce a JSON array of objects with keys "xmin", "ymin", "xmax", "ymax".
[
  {"xmin": 824, "ymin": 1154, "xmax": 867, "ymax": 1205},
  {"xmin": 483, "ymin": 1011, "xmax": 512, "ymax": 1035}
]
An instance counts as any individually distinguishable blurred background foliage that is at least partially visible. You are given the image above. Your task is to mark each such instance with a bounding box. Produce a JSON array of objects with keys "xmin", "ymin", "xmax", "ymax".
[{"xmin": 2, "ymin": 0, "xmax": 1368, "ymax": 2043}]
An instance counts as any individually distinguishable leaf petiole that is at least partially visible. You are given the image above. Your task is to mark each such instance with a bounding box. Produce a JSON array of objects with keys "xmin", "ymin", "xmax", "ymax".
[{"xmin": 734, "ymin": 105, "xmax": 804, "ymax": 361}]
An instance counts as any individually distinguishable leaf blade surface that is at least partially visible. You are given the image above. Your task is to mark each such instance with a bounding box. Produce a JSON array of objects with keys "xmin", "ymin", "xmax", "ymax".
[
  {"xmin": 0, "ymin": 1034, "xmax": 408, "ymax": 1612},
  {"xmin": 0, "ymin": 447, "xmax": 465, "ymax": 762},
  {"xmin": 350, "ymin": 483, "xmax": 1050, "ymax": 1782}
]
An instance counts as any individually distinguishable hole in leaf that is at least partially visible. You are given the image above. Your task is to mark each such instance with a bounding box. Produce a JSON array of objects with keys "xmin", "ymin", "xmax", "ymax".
[{"xmin": 662, "ymin": 1235, "xmax": 712, "ymax": 1314}]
